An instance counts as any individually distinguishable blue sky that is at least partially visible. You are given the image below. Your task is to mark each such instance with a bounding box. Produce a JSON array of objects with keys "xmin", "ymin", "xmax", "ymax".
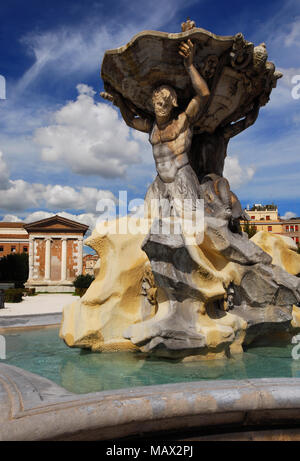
[{"xmin": 0, "ymin": 0, "xmax": 299, "ymax": 230}]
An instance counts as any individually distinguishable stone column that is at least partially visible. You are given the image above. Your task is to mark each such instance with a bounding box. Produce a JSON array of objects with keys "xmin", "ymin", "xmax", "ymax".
[
  {"xmin": 28, "ymin": 236, "xmax": 34, "ymax": 280},
  {"xmin": 33, "ymin": 239, "xmax": 38, "ymax": 280},
  {"xmin": 77, "ymin": 236, "xmax": 83, "ymax": 275},
  {"xmin": 45, "ymin": 238, "xmax": 51, "ymax": 281},
  {"xmin": 61, "ymin": 237, "xmax": 67, "ymax": 281}
]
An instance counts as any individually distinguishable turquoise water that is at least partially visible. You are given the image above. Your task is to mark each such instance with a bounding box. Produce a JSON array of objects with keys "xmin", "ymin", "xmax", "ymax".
[{"xmin": 2, "ymin": 327, "xmax": 300, "ymax": 394}]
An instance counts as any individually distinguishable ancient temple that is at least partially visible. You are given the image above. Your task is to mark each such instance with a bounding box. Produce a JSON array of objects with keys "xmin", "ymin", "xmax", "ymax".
[{"xmin": 24, "ymin": 215, "xmax": 88, "ymax": 292}]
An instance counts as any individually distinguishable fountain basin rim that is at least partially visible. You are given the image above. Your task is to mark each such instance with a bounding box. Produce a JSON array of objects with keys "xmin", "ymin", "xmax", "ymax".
[
  {"xmin": 0, "ymin": 312, "xmax": 61, "ymax": 332},
  {"xmin": 1, "ymin": 362, "xmax": 300, "ymax": 441}
]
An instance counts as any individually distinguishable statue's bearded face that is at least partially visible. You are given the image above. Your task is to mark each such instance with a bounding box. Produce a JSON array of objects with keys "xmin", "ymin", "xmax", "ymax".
[{"xmin": 152, "ymin": 86, "xmax": 177, "ymax": 118}]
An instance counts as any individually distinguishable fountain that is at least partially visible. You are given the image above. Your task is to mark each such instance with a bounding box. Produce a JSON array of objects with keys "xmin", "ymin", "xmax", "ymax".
[{"xmin": 60, "ymin": 20, "xmax": 300, "ymax": 360}]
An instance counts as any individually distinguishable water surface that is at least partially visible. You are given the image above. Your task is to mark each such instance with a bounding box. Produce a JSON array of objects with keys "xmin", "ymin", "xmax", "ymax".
[{"xmin": 2, "ymin": 327, "xmax": 300, "ymax": 394}]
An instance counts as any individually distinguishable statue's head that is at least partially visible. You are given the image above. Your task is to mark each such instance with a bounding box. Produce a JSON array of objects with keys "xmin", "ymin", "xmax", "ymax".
[{"xmin": 152, "ymin": 85, "xmax": 178, "ymax": 118}]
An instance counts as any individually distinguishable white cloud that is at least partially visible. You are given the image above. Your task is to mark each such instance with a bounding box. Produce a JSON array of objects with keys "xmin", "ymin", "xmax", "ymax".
[
  {"xmin": 34, "ymin": 85, "xmax": 143, "ymax": 178},
  {"xmin": 23, "ymin": 211, "xmax": 53, "ymax": 222},
  {"xmin": 0, "ymin": 178, "xmax": 116, "ymax": 213},
  {"xmin": 1, "ymin": 214, "xmax": 22, "ymax": 222},
  {"xmin": 42, "ymin": 184, "xmax": 117, "ymax": 212},
  {"xmin": 223, "ymin": 156, "xmax": 255, "ymax": 189},
  {"xmin": 281, "ymin": 211, "xmax": 297, "ymax": 220},
  {"xmin": 0, "ymin": 180, "xmax": 40, "ymax": 211},
  {"xmin": 59, "ymin": 212, "xmax": 99, "ymax": 231}
]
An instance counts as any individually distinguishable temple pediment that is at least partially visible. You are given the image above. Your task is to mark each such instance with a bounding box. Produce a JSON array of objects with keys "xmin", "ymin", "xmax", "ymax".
[{"xmin": 24, "ymin": 215, "xmax": 89, "ymax": 234}]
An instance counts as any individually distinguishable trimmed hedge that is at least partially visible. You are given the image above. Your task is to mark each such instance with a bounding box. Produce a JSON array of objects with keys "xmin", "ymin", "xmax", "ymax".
[
  {"xmin": 4, "ymin": 288, "xmax": 23, "ymax": 303},
  {"xmin": 73, "ymin": 274, "xmax": 94, "ymax": 289}
]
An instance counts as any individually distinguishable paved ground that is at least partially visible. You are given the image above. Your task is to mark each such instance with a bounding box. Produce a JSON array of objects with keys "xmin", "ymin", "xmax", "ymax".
[{"xmin": 0, "ymin": 294, "xmax": 78, "ymax": 316}]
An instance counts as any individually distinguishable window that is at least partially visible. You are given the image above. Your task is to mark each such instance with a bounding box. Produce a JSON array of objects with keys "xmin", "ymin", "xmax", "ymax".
[
  {"xmin": 296, "ymin": 225, "xmax": 299, "ymax": 232},
  {"xmin": 266, "ymin": 215, "xmax": 270, "ymax": 220},
  {"xmin": 0, "ymin": 246, "xmax": 3, "ymax": 252},
  {"xmin": 268, "ymin": 226, "xmax": 272, "ymax": 232},
  {"xmin": 11, "ymin": 246, "xmax": 16, "ymax": 252},
  {"xmin": 296, "ymin": 237, "xmax": 299, "ymax": 244},
  {"xmin": 291, "ymin": 226, "xmax": 295, "ymax": 232},
  {"xmin": 251, "ymin": 216, "xmax": 255, "ymax": 220},
  {"xmin": 23, "ymin": 246, "xmax": 28, "ymax": 253},
  {"xmin": 286, "ymin": 225, "xmax": 289, "ymax": 231}
]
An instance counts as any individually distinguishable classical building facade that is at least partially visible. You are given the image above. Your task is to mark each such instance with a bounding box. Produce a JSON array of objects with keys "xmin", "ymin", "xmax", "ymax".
[
  {"xmin": 0, "ymin": 216, "xmax": 88, "ymax": 291},
  {"xmin": 24, "ymin": 216, "xmax": 88, "ymax": 292}
]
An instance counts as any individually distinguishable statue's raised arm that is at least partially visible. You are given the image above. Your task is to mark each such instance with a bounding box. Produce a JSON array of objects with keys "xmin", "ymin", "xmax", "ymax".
[{"xmin": 179, "ymin": 39, "xmax": 210, "ymax": 124}]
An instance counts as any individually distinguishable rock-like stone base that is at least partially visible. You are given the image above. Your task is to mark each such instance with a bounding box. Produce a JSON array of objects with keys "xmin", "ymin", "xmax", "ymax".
[
  {"xmin": 60, "ymin": 218, "xmax": 300, "ymax": 360},
  {"xmin": 60, "ymin": 218, "xmax": 151, "ymax": 351}
]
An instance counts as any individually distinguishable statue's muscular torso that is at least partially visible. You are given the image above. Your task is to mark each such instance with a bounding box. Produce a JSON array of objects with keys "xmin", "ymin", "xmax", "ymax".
[{"xmin": 149, "ymin": 112, "xmax": 193, "ymax": 183}]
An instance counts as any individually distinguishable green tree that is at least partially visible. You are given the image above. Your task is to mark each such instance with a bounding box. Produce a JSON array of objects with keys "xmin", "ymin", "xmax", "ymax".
[
  {"xmin": 243, "ymin": 221, "xmax": 257, "ymax": 239},
  {"xmin": 0, "ymin": 253, "xmax": 29, "ymax": 286}
]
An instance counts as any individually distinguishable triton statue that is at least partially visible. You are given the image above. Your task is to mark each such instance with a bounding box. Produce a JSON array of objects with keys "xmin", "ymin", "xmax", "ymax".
[{"xmin": 101, "ymin": 39, "xmax": 211, "ymax": 221}]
